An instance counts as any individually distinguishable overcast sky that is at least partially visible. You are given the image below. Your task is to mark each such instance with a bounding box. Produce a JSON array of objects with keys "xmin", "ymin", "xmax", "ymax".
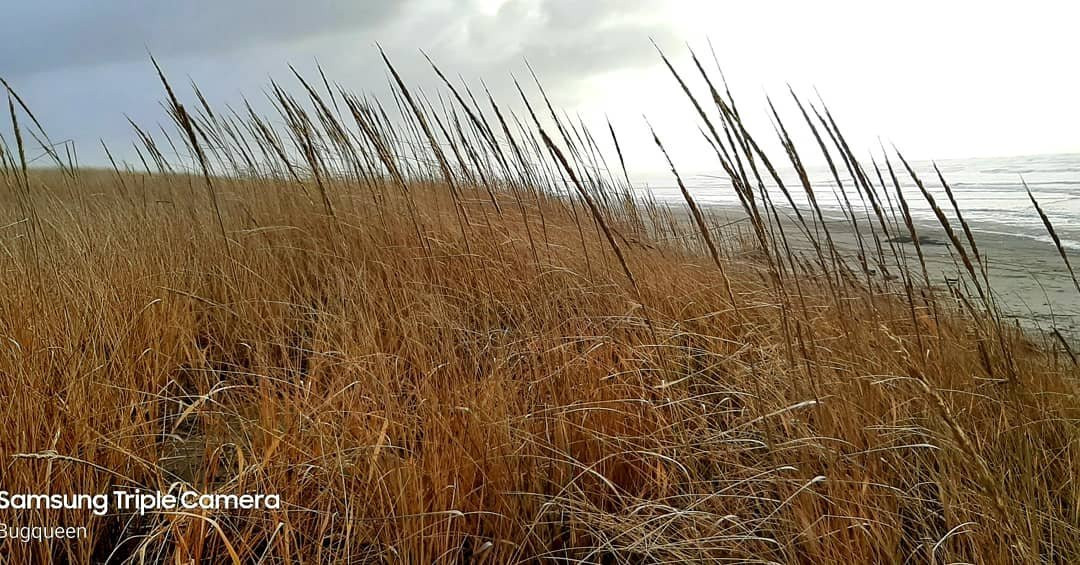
[{"xmin": 1, "ymin": 0, "xmax": 1076, "ymax": 174}]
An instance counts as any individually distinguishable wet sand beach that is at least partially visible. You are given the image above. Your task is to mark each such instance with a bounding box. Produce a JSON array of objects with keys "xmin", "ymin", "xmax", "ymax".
[{"xmin": 699, "ymin": 204, "xmax": 1080, "ymax": 343}]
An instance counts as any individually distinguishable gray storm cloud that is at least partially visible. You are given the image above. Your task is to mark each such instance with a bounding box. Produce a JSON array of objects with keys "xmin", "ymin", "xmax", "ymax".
[
  {"xmin": 0, "ymin": 0, "xmax": 675, "ymax": 82},
  {"xmin": 0, "ymin": 0, "xmax": 680, "ymax": 167},
  {"xmin": 0, "ymin": 1, "xmax": 408, "ymax": 77}
]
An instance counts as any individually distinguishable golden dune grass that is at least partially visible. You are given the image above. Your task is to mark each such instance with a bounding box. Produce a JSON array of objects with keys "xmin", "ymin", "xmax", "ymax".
[{"xmin": 0, "ymin": 54, "xmax": 1077, "ymax": 563}]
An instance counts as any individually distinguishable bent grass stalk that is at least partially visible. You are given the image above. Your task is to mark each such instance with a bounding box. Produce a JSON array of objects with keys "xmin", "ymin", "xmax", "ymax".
[{"xmin": 0, "ymin": 49, "xmax": 1075, "ymax": 565}]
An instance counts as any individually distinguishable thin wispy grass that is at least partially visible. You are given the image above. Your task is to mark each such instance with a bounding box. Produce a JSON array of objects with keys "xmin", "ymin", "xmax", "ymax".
[{"xmin": 0, "ymin": 47, "xmax": 1076, "ymax": 565}]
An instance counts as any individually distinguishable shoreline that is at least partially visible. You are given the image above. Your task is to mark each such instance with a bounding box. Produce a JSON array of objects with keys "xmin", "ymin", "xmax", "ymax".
[{"xmin": 695, "ymin": 202, "xmax": 1080, "ymax": 343}]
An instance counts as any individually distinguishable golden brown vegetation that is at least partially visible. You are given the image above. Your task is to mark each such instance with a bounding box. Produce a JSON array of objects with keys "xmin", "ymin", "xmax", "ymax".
[{"xmin": 0, "ymin": 54, "xmax": 1077, "ymax": 563}]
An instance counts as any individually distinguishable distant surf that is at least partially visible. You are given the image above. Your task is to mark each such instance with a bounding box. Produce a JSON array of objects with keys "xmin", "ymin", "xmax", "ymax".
[
  {"xmin": 635, "ymin": 152, "xmax": 1080, "ymax": 252},
  {"xmin": 635, "ymin": 153, "xmax": 1080, "ymax": 340}
]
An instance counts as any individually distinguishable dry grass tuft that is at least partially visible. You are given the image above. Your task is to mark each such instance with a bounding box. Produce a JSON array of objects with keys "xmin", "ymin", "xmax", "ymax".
[{"xmin": 0, "ymin": 52, "xmax": 1077, "ymax": 564}]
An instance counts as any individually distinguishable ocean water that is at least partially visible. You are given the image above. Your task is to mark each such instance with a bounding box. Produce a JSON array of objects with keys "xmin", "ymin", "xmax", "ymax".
[
  {"xmin": 635, "ymin": 153, "xmax": 1080, "ymax": 252},
  {"xmin": 634, "ymin": 153, "xmax": 1080, "ymax": 338}
]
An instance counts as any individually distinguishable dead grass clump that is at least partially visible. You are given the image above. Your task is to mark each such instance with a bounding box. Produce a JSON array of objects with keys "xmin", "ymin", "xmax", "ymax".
[{"xmin": 0, "ymin": 51, "xmax": 1077, "ymax": 564}]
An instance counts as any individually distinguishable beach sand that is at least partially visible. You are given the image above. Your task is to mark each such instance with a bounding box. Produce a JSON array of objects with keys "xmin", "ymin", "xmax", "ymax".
[{"xmin": 700, "ymin": 205, "xmax": 1080, "ymax": 343}]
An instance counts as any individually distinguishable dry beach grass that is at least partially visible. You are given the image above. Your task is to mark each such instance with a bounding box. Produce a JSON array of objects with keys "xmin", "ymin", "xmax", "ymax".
[{"xmin": 0, "ymin": 51, "xmax": 1078, "ymax": 563}]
